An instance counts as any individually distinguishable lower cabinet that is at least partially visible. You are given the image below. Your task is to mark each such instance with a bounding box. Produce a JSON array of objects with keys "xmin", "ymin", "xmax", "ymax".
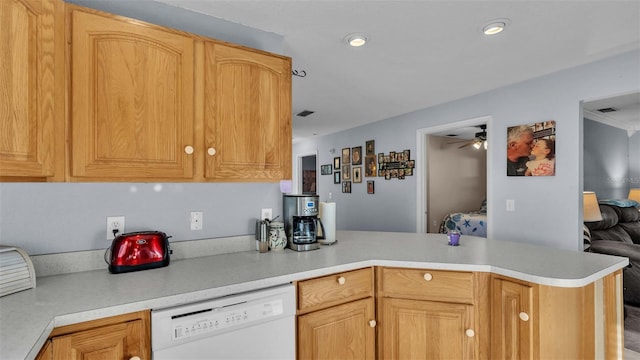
[
  {"xmin": 377, "ymin": 267, "xmax": 490, "ymax": 360},
  {"xmin": 296, "ymin": 267, "xmax": 376, "ymax": 360},
  {"xmin": 35, "ymin": 310, "xmax": 150, "ymax": 360},
  {"xmin": 298, "ymin": 297, "xmax": 375, "ymax": 359},
  {"xmin": 491, "ymin": 276, "xmax": 535, "ymax": 359}
]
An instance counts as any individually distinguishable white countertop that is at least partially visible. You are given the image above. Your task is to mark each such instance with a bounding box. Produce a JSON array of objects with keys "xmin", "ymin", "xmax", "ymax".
[{"xmin": 0, "ymin": 231, "xmax": 628, "ymax": 359}]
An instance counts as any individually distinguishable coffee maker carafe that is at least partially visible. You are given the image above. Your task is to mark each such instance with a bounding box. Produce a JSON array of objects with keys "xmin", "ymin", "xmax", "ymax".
[{"xmin": 283, "ymin": 194, "xmax": 324, "ymax": 251}]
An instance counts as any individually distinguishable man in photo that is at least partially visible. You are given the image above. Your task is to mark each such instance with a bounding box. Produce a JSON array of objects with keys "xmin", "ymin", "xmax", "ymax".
[{"xmin": 507, "ymin": 125, "xmax": 534, "ymax": 176}]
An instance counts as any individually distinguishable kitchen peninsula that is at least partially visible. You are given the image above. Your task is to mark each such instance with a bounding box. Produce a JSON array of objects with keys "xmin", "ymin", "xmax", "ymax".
[{"xmin": 0, "ymin": 231, "xmax": 627, "ymax": 359}]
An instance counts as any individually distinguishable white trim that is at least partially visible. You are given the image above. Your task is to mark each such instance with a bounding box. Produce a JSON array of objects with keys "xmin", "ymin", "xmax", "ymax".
[
  {"xmin": 583, "ymin": 109, "xmax": 638, "ymax": 136},
  {"xmin": 415, "ymin": 116, "xmax": 492, "ymax": 234}
]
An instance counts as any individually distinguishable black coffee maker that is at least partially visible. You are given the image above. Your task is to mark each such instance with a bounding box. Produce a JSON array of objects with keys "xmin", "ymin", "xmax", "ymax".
[{"xmin": 283, "ymin": 194, "xmax": 324, "ymax": 251}]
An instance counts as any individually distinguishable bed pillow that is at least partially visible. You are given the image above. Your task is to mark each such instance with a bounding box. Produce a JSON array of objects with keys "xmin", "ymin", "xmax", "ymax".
[{"xmin": 479, "ymin": 199, "xmax": 487, "ymax": 214}]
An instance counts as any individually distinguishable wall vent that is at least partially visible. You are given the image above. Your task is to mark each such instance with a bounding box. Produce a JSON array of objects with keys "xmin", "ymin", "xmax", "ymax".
[
  {"xmin": 296, "ymin": 110, "xmax": 315, "ymax": 117},
  {"xmin": 597, "ymin": 107, "xmax": 618, "ymax": 113}
]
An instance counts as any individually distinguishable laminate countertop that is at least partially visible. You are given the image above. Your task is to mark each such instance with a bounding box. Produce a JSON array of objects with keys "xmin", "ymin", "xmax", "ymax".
[{"xmin": 0, "ymin": 231, "xmax": 628, "ymax": 359}]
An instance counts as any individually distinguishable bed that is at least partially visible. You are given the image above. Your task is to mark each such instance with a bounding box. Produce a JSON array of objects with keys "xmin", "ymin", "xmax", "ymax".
[{"xmin": 439, "ymin": 200, "xmax": 487, "ymax": 238}]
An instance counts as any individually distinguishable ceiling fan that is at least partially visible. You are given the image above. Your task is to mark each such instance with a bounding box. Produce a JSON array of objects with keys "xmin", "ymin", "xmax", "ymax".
[{"xmin": 448, "ymin": 125, "xmax": 487, "ymax": 149}]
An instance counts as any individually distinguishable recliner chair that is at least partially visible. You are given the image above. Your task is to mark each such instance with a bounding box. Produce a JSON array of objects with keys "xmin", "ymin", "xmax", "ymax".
[{"xmin": 585, "ymin": 203, "xmax": 640, "ymax": 307}]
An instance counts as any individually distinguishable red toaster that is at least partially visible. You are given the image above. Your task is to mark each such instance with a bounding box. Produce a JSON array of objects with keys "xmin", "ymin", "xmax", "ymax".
[{"xmin": 108, "ymin": 231, "xmax": 171, "ymax": 274}]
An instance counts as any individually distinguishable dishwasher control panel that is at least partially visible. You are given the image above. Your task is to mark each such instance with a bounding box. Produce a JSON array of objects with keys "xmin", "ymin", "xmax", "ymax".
[{"xmin": 172, "ymin": 299, "xmax": 284, "ymax": 340}]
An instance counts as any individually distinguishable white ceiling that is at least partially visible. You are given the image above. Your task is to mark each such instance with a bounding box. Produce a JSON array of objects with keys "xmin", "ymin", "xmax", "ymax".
[{"xmin": 155, "ymin": 0, "xmax": 640, "ymax": 141}]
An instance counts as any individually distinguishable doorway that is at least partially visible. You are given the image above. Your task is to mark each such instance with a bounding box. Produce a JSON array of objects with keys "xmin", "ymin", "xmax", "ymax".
[
  {"xmin": 415, "ymin": 116, "xmax": 491, "ymax": 234},
  {"xmin": 301, "ymin": 155, "xmax": 317, "ymax": 194}
]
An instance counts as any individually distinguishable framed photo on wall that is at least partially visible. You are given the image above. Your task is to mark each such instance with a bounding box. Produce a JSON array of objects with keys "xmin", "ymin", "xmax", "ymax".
[
  {"xmin": 367, "ymin": 181, "xmax": 375, "ymax": 194},
  {"xmin": 366, "ymin": 140, "xmax": 375, "ymax": 155},
  {"xmin": 334, "ymin": 157, "xmax": 340, "ymax": 170},
  {"xmin": 342, "ymin": 164, "xmax": 351, "ymax": 180},
  {"xmin": 334, "ymin": 171, "xmax": 341, "ymax": 184},
  {"xmin": 321, "ymin": 164, "xmax": 332, "ymax": 175},
  {"xmin": 507, "ymin": 120, "xmax": 556, "ymax": 176},
  {"xmin": 352, "ymin": 146, "xmax": 362, "ymax": 165},
  {"xmin": 342, "ymin": 181, "xmax": 351, "ymax": 193},
  {"xmin": 342, "ymin": 148, "xmax": 351, "ymax": 164},
  {"xmin": 353, "ymin": 167, "xmax": 362, "ymax": 183}
]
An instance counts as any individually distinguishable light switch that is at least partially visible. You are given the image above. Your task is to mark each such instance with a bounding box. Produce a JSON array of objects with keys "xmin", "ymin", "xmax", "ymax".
[{"xmin": 506, "ymin": 199, "xmax": 515, "ymax": 212}]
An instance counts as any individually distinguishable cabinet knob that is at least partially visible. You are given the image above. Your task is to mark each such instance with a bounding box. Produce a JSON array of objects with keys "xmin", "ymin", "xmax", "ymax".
[
  {"xmin": 369, "ymin": 320, "xmax": 377, "ymax": 328},
  {"xmin": 207, "ymin": 147, "xmax": 217, "ymax": 156},
  {"xmin": 130, "ymin": 357, "xmax": 141, "ymax": 360},
  {"xmin": 465, "ymin": 329, "xmax": 475, "ymax": 337},
  {"xmin": 184, "ymin": 145, "xmax": 194, "ymax": 155},
  {"xmin": 519, "ymin": 312, "xmax": 530, "ymax": 322},
  {"xmin": 337, "ymin": 276, "xmax": 346, "ymax": 285},
  {"xmin": 423, "ymin": 273, "xmax": 433, "ymax": 281}
]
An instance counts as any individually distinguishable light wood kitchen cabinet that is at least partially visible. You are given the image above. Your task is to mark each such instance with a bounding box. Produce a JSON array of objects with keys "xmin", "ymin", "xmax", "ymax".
[
  {"xmin": 377, "ymin": 267, "xmax": 491, "ymax": 359},
  {"xmin": 296, "ymin": 267, "xmax": 375, "ymax": 359},
  {"xmin": 490, "ymin": 275, "xmax": 535, "ymax": 359},
  {"xmin": 203, "ymin": 42, "xmax": 292, "ymax": 181},
  {"xmin": 68, "ymin": 5, "xmax": 195, "ymax": 181},
  {"xmin": 0, "ymin": 0, "xmax": 65, "ymax": 181},
  {"xmin": 38, "ymin": 310, "xmax": 150, "ymax": 360},
  {"xmin": 490, "ymin": 272, "xmax": 624, "ymax": 359}
]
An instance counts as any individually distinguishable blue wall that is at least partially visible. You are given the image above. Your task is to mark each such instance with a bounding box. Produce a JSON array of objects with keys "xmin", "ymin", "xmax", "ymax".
[
  {"xmin": 295, "ymin": 50, "xmax": 640, "ymax": 251},
  {"xmin": 583, "ymin": 118, "xmax": 634, "ymax": 200}
]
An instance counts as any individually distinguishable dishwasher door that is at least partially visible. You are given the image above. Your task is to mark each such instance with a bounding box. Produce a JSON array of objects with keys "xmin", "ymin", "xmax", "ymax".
[{"xmin": 152, "ymin": 284, "xmax": 295, "ymax": 359}]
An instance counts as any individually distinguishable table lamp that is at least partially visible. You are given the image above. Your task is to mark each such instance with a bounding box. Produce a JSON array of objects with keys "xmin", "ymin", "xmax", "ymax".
[
  {"xmin": 629, "ymin": 188, "xmax": 640, "ymax": 203},
  {"xmin": 583, "ymin": 191, "xmax": 603, "ymax": 222}
]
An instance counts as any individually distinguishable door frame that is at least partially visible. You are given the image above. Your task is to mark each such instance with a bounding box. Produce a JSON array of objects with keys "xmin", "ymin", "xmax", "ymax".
[
  {"xmin": 293, "ymin": 151, "xmax": 318, "ymax": 195},
  {"xmin": 415, "ymin": 115, "xmax": 492, "ymax": 234}
]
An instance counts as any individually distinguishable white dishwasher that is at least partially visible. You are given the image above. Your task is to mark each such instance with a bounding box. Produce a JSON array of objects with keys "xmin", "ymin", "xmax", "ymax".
[{"xmin": 152, "ymin": 284, "xmax": 295, "ymax": 359}]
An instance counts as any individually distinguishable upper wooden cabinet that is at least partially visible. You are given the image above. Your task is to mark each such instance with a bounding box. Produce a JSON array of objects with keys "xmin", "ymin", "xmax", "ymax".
[
  {"xmin": 203, "ymin": 42, "xmax": 292, "ymax": 181},
  {"xmin": 66, "ymin": 5, "xmax": 291, "ymax": 182},
  {"xmin": 68, "ymin": 6, "xmax": 196, "ymax": 181},
  {"xmin": 0, "ymin": 0, "xmax": 65, "ymax": 181}
]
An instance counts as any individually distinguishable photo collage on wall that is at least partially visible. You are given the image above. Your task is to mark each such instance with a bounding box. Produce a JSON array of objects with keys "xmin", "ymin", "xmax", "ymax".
[
  {"xmin": 506, "ymin": 120, "xmax": 556, "ymax": 176},
  {"xmin": 378, "ymin": 150, "xmax": 415, "ymax": 180},
  {"xmin": 332, "ymin": 140, "xmax": 378, "ymax": 194}
]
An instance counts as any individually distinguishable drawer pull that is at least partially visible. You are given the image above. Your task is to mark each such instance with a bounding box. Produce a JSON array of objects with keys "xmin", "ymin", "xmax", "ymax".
[
  {"xmin": 184, "ymin": 145, "xmax": 194, "ymax": 154},
  {"xmin": 369, "ymin": 320, "xmax": 377, "ymax": 328},
  {"xmin": 337, "ymin": 276, "xmax": 346, "ymax": 285},
  {"xmin": 207, "ymin": 147, "xmax": 217, "ymax": 156},
  {"xmin": 519, "ymin": 312, "xmax": 530, "ymax": 322},
  {"xmin": 423, "ymin": 273, "xmax": 433, "ymax": 281},
  {"xmin": 130, "ymin": 357, "xmax": 141, "ymax": 360},
  {"xmin": 465, "ymin": 329, "xmax": 475, "ymax": 337}
]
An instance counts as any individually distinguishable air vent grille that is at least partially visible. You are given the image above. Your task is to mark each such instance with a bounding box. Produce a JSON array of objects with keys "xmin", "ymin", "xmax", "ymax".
[
  {"xmin": 597, "ymin": 107, "xmax": 618, "ymax": 113},
  {"xmin": 296, "ymin": 110, "xmax": 315, "ymax": 117}
]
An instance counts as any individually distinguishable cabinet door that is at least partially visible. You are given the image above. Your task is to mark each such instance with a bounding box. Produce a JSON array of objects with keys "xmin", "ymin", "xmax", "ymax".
[
  {"xmin": 204, "ymin": 43, "xmax": 291, "ymax": 181},
  {"xmin": 0, "ymin": 0, "xmax": 64, "ymax": 181},
  {"xmin": 379, "ymin": 298, "xmax": 476, "ymax": 360},
  {"xmin": 491, "ymin": 277, "xmax": 534, "ymax": 360},
  {"xmin": 69, "ymin": 7, "xmax": 195, "ymax": 180},
  {"xmin": 51, "ymin": 319, "xmax": 147, "ymax": 360},
  {"xmin": 298, "ymin": 298, "xmax": 375, "ymax": 360}
]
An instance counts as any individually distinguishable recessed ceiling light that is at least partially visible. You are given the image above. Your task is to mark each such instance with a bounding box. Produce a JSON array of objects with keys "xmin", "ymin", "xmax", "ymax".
[
  {"xmin": 482, "ymin": 18, "xmax": 510, "ymax": 35},
  {"xmin": 345, "ymin": 33, "xmax": 367, "ymax": 47}
]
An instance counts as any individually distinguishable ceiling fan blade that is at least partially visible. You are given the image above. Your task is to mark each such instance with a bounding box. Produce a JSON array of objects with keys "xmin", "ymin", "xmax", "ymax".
[{"xmin": 458, "ymin": 142, "xmax": 473, "ymax": 148}]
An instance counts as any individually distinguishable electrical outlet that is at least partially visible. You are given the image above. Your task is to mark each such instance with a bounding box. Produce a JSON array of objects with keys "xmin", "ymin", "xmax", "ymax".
[
  {"xmin": 190, "ymin": 211, "xmax": 203, "ymax": 230},
  {"xmin": 106, "ymin": 216, "xmax": 125, "ymax": 240},
  {"xmin": 261, "ymin": 208, "xmax": 273, "ymax": 220}
]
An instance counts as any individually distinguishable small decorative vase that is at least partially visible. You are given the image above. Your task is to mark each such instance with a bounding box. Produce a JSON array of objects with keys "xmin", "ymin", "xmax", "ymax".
[{"xmin": 269, "ymin": 222, "xmax": 287, "ymax": 251}]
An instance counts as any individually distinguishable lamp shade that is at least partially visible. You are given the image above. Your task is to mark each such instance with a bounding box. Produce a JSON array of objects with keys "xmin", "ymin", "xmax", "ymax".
[
  {"xmin": 629, "ymin": 188, "xmax": 640, "ymax": 203},
  {"xmin": 583, "ymin": 191, "xmax": 603, "ymax": 222}
]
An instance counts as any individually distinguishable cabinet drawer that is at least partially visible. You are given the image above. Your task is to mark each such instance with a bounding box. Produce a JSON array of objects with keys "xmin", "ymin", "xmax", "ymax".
[
  {"xmin": 298, "ymin": 268, "xmax": 373, "ymax": 312},
  {"xmin": 379, "ymin": 267, "xmax": 474, "ymax": 304}
]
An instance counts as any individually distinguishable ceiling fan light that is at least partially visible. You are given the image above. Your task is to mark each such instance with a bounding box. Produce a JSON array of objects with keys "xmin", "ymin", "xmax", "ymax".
[
  {"xmin": 483, "ymin": 140, "xmax": 488, "ymax": 150},
  {"xmin": 473, "ymin": 141, "xmax": 482, "ymax": 150}
]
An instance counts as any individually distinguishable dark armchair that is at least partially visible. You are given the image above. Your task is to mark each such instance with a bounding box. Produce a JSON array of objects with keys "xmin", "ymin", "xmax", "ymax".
[{"xmin": 585, "ymin": 203, "xmax": 640, "ymax": 307}]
